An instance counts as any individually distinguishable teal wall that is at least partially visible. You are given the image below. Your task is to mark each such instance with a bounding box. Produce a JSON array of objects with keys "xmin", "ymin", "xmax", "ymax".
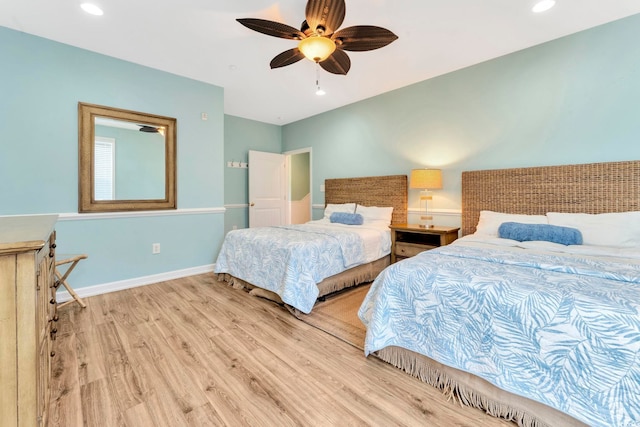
[
  {"xmin": 3, "ymin": 13, "xmax": 640, "ymax": 291},
  {"xmin": 0, "ymin": 27, "xmax": 225, "ymax": 289},
  {"xmin": 94, "ymin": 124, "xmax": 165, "ymax": 199},
  {"xmin": 291, "ymin": 152, "xmax": 310, "ymax": 201},
  {"xmin": 282, "ymin": 14, "xmax": 640, "ymax": 219},
  {"xmin": 223, "ymin": 115, "xmax": 282, "ymax": 233}
]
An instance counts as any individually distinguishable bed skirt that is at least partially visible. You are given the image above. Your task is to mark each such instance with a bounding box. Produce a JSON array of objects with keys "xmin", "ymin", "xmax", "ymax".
[
  {"xmin": 216, "ymin": 255, "xmax": 390, "ymax": 308},
  {"xmin": 374, "ymin": 346, "xmax": 587, "ymax": 427}
]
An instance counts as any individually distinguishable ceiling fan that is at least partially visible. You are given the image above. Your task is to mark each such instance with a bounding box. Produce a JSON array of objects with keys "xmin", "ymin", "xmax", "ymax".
[
  {"xmin": 138, "ymin": 124, "xmax": 166, "ymax": 136},
  {"xmin": 237, "ymin": 0, "xmax": 398, "ymax": 75},
  {"xmin": 138, "ymin": 125, "xmax": 159, "ymax": 133}
]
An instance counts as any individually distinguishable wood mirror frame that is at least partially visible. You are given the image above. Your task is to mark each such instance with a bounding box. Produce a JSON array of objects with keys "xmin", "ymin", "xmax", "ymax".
[{"xmin": 78, "ymin": 102, "xmax": 177, "ymax": 213}]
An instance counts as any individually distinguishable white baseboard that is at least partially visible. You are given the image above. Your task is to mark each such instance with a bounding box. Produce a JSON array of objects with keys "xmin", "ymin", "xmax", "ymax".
[{"xmin": 56, "ymin": 264, "xmax": 215, "ymax": 302}]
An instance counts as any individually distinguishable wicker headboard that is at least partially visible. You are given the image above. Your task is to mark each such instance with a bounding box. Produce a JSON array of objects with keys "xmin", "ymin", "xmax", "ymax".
[
  {"xmin": 461, "ymin": 160, "xmax": 640, "ymax": 236},
  {"xmin": 325, "ymin": 175, "xmax": 408, "ymax": 224}
]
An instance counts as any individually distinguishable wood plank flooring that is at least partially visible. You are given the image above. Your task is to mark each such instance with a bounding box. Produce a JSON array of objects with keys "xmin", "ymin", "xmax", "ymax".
[{"xmin": 48, "ymin": 273, "xmax": 514, "ymax": 426}]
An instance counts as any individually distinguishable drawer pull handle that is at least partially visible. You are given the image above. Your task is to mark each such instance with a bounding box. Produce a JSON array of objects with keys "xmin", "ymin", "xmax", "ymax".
[
  {"xmin": 51, "ymin": 243, "xmax": 57, "ymax": 249},
  {"xmin": 53, "ymin": 280, "xmax": 61, "ymax": 289},
  {"xmin": 50, "ymin": 351, "xmax": 56, "ymax": 358},
  {"xmin": 50, "ymin": 298, "xmax": 56, "ymax": 305}
]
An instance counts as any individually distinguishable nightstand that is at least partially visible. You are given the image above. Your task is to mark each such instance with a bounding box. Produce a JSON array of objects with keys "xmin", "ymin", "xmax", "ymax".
[{"xmin": 390, "ymin": 224, "xmax": 460, "ymax": 263}]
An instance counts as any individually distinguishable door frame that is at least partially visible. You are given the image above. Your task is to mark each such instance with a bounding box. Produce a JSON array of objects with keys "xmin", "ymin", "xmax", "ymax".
[{"xmin": 283, "ymin": 147, "xmax": 312, "ymax": 225}]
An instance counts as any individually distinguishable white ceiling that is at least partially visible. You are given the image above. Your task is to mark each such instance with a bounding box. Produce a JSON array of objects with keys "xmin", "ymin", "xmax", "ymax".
[{"xmin": 2, "ymin": 1, "xmax": 640, "ymax": 125}]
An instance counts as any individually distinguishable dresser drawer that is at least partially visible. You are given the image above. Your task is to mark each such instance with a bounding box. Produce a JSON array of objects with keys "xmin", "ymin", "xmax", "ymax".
[{"xmin": 395, "ymin": 242, "xmax": 436, "ymax": 258}]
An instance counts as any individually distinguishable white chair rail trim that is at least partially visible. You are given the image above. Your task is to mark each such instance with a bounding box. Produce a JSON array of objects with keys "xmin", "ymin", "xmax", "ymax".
[
  {"xmin": 58, "ymin": 207, "xmax": 225, "ymax": 221},
  {"xmin": 311, "ymin": 204, "xmax": 461, "ymax": 217}
]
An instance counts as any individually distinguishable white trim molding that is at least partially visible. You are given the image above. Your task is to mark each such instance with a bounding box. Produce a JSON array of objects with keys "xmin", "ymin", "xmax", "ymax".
[
  {"xmin": 313, "ymin": 205, "xmax": 462, "ymax": 216},
  {"xmin": 224, "ymin": 204, "xmax": 249, "ymax": 209},
  {"xmin": 56, "ymin": 264, "xmax": 215, "ymax": 302},
  {"xmin": 408, "ymin": 208, "xmax": 462, "ymax": 229},
  {"xmin": 408, "ymin": 207, "xmax": 462, "ymax": 217},
  {"xmin": 58, "ymin": 207, "xmax": 225, "ymax": 221}
]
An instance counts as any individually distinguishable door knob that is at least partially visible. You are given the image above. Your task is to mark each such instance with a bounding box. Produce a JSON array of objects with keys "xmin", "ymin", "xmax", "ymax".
[{"xmin": 250, "ymin": 203, "xmax": 255, "ymax": 207}]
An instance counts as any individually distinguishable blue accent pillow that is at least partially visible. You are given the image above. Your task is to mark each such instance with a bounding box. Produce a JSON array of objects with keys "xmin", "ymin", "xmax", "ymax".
[
  {"xmin": 498, "ymin": 222, "xmax": 583, "ymax": 246},
  {"xmin": 330, "ymin": 212, "xmax": 364, "ymax": 226}
]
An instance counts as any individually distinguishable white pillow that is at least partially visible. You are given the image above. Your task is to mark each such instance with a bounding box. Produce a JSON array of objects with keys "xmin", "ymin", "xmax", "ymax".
[
  {"xmin": 323, "ymin": 203, "xmax": 356, "ymax": 220},
  {"xmin": 474, "ymin": 210, "xmax": 548, "ymax": 237},
  {"xmin": 356, "ymin": 205, "xmax": 394, "ymax": 226},
  {"xmin": 547, "ymin": 211, "xmax": 640, "ymax": 248}
]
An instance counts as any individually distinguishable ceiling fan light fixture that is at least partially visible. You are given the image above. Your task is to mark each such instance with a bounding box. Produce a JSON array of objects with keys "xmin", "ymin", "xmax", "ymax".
[
  {"xmin": 532, "ymin": 0, "xmax": 556, "ymax": 13},
  {"xmin": 80, "ymin": 3, "xmax": 104, "ymax": 16},
  {"xmin": 298, "ymin": 36, "xmax": 336, "ymax": 63}
]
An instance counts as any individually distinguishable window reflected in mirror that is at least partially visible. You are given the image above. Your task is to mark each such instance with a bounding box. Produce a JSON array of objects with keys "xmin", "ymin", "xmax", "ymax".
[{"xmin": 78, "ymin": 103, "xmax": 176, "ymax": 213}]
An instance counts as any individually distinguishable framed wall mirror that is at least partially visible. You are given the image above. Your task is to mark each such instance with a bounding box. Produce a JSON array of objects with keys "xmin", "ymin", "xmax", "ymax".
[{"xmin": 78, "ymin": 102, "xmax": 177, "ymax": 213}]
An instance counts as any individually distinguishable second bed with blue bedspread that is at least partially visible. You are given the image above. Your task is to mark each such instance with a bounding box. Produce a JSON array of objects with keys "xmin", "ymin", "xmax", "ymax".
[
  {"xmin": 359, "ymin": 241, "xmax": 640, "ymax": 427},
  {"xmin": 215, "ymin": 224, "xmax": 368, "ymax": 314}
]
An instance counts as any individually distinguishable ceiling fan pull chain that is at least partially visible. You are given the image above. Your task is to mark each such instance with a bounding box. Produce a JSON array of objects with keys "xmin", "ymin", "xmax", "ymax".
[{"xmin": 315, "ymin": 63, "xmax": 326, "ymax": 96}]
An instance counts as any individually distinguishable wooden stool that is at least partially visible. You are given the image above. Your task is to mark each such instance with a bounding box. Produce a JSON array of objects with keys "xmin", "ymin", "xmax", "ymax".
[{"xmin": 55, "ymin": 254, "xmax": 88, "ymax": 309}]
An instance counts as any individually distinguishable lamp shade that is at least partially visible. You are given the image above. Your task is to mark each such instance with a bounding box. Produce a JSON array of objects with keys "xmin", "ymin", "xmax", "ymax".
[
  {"xmin": 298, "ymin": 36, "xmax": 337, "ymax": 62},
  {"xmin": 410, "ymin": 169, "xmax": 443, "ymax": 190}
]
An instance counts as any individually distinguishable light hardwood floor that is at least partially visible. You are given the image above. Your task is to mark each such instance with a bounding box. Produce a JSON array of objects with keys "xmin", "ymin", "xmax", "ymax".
[{"xmin": 48, "ymin": 273, "xmax": 514, "ymax": 426}]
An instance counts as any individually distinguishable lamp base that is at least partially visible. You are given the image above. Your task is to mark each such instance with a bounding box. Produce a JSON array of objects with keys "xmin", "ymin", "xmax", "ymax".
[{"xmin": 419, "ymin": 214, "xmax": 434, "ymax": 229}]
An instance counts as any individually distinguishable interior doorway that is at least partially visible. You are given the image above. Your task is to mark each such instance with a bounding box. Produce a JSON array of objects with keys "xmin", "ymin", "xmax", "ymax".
[
  {"xmin": 285, "ymin": 148, "xmax": 312, "ymax": 225},
  {"xmin": 247, "ymin": 148, "xmax": 312, "ymax": 227}
]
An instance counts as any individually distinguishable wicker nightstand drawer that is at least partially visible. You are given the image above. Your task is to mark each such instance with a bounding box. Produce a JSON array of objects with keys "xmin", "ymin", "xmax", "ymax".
[
  {"xmin": 395, "ymin": 242, "xmax": 436, "ymax": 258},
  {"xmin": 389, "ymin": 224, "xmax": 460, "ymax": 263}
]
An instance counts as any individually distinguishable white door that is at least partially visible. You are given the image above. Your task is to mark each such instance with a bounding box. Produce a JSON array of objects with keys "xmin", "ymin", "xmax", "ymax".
[{"xmin": 249, "ymin": 150, "xmax": 287, "ymax": 228}]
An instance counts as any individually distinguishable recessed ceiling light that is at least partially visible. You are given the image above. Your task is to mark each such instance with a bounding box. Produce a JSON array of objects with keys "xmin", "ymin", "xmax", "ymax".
[
  {"xmin": 532, "ymin": 0, "xmax": 556, "ymax": 13},
  {"xmin": 80, "ymin": 3, "xmax": 104, "ymax": 16}
]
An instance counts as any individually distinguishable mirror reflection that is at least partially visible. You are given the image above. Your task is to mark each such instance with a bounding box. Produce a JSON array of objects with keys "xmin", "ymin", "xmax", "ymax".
[
  {"xmin": 78, "ymin": 103, "xmax": 177, "ymax": 213},
  {"xmin": 94, "ymin": 117, "xmax": 166, "ymax": 200}
]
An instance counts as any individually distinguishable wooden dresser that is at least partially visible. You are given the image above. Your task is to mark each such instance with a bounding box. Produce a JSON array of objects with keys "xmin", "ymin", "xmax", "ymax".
[{"xmin": 0, "ymin": 215, "xmax": 58, "ymax": 427}]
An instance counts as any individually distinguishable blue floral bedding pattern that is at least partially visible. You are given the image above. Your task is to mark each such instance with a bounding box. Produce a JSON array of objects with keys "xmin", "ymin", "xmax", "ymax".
[
  {"xmin": 359, "ymin": 244, "xmax": 640, "ymax": 427},
  {"xmin": 215, "ymin": 224, "xmax": 366, "ymax": 313}
]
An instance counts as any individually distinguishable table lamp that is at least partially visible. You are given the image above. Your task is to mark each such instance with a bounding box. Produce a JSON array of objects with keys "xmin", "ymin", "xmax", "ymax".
[{"xmin": 410, "ymin": 168, "xmax": 443, "ymax": 228}]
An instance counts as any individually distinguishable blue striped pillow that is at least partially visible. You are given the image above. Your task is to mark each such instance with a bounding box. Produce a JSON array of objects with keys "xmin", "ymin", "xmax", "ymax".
[
  {"xmin": 498, "ymin": 222, "xmax": 583, "ymax": 245},
  {"xmin": 330, "ymin": 212, "xmax": 364, "ymax": 225}
]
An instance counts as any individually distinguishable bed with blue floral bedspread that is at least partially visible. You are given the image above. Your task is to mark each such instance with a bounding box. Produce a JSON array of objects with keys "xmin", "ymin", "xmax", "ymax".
[
  {"xmin": 215, "ymin": 222, "xmax": 389, "ymax": 314},
  {"xmin": 359, "ymin": 239, "xmax": 640, "ymax": 427}
]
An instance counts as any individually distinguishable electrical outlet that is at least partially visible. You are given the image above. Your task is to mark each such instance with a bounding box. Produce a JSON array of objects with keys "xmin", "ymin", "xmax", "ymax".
[{"xmin": 152, "ymin": 243, "xmax": 160, "ymax": 254}]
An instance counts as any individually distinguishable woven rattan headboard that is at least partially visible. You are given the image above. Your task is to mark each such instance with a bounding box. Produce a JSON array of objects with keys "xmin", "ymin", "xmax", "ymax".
[
  {"xmin": 325, "ymin": 175, "xmax": 408, "ymax": 224},
  {"xmin": 461, "ymin": 160, "xmax": 640, "ymax": 236}
]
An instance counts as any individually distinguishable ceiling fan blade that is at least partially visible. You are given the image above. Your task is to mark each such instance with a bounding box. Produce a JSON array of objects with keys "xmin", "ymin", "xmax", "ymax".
[
  {"xmin": 305, "ymin": 0, "xmax": 346, "ymax": 36},
  {"xmin": 270, "ymin": 48, "xmax": 306, "ymax": 69},
  {"xmin": 319, "ymin": 49, "xmax": 351, "ymax": 75},
  {"xmin": 237, "ymin": 18, "xmax": 305, "ymax": 40},
  {"xmin": 332, "ymin": 26, "xmax": 398, "ymax": 51}
]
